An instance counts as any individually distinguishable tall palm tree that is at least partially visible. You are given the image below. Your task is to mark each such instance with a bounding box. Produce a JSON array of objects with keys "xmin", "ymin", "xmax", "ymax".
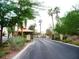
[
  {"xmin": 48, "ymin": 7, "xmax": 60, "ymax": 39},
  {"xmin": 48, "ymin": 8, "xmax": 54, "ymax": 30},
  {"xmin": 48, "ymin": 7, "xmax": 60, "ymax": 30},
  {"xmin": 53, "ymin": 7, "xmax": 60, "ymax": 21},
  {"xmin": 25, "ymin": 19, "xmax": 27, "ymax": 28}
]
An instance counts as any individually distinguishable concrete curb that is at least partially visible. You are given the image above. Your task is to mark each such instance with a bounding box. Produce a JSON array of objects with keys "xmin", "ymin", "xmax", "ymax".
[
  {"xmin": 12, "ymin": 42, "xmax": 35, "ymax": 59},
  {"xmin": 53, "ymin": 40, "xmax": 79, "ymax": 48}
]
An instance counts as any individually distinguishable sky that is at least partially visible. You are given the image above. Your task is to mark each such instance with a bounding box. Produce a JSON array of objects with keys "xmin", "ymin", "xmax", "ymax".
[{"xmin": 27, "ymin": 0, "xmax": 79, "ymax": 33}]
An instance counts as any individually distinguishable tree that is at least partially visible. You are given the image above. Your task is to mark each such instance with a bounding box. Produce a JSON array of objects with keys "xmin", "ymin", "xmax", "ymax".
[
  {"xmin": 48, "ymin": 8, "xmax": 54, "ymax": 30},
  {"xmin": 46, "ymin": 29, "xmax": 52, "ymax": 38},
  {"xmin": 29, "ymin": 24, "xmax": 35, "ymax": 34},
  {"xmin": 0, "ymin": 0, "xmax": 16, "ymax": 43},
  {"xmin": 7, "ymin": 0, "xmax": 39, "ymax": 37},
  {"xmin": 0, "ymin": 0, "xmax": 38, "ymax": 43},
  {"xmin": 48, "ymin": 7, "xmax": 60, "ymax": 39},
  {"xmin": 48, "ymin": 7, "xmax": 60, "ymax": 30},
  {"xmin": 14, "ymin": 0, "xmax": 38, "ymax": 29},
  {"xmin": 53, "ymin": 7, "xmax": 60, "ymax": 21},
  {"xmin": 55, "ymin": 10, "xmax": 79, "ymax": 35},
  {"xmin": 29, "ymin": 25, "xmax": 35, "ymax": 30}
]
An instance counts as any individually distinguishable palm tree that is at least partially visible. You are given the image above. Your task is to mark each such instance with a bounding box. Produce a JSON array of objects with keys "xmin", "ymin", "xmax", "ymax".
[
  {"xmin": 53, "ymin": 7, "xmax": 60, "ymax": 21},
  {"xmin": 25, "ymin": 19, "xmax": 27, "ymax": 28},
  {"xmin": 48, "ymin": 7, "xmax": 60, "ymax": 39},
  {"xmin": 48, "ymin": 7, "xmax": 60, "ymax": 30},
  {"xmin": 48, "ymin": 8, "xmax": 54, "ymax": 30}
]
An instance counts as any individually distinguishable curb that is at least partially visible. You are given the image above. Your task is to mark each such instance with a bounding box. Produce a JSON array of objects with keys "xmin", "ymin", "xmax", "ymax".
[
  {"xmin": 53, "ymin": 40, "xmax": 79, "ymax": 48},
  {"xmin": 12, "ymin": 41, "xmax": 35, "ymax": 59}
]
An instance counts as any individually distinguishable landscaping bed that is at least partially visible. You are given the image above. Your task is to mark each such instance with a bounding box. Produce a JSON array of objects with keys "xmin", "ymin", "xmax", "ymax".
[
  {"xmin": 61, "ymin": 39, "xmax": 79, "ymax": 46},
  {"xmin": 0, "ymin": 36, "xmax": 31, "ymax": 59}
]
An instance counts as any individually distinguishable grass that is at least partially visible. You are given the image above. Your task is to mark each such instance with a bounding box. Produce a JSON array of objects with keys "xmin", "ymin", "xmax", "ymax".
[
  {"xmin": 0, "ymin": 48, "xmax": 9, "ymax": 58},
  {"xmin": 0, "ymin": 42, "xmax": 9, "ymax": 58},
  {"xmin": 0, "ymin": 51, "xmax": 6, "ymax": 57}
]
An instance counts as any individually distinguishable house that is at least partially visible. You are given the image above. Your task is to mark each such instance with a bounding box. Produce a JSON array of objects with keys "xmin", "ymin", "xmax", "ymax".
[{"xmin": 16, "ymin": 28, "xmax": 34, "ymax": 40}]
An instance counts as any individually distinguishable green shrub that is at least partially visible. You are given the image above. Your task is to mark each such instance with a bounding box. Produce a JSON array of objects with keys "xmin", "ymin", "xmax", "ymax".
[
  {"xmin": 62, "ymin": 39, "xmax": 72, "ymax": 43},
  {"xmin": 8, "ymin": 36, "xmax": 26, "ymax": 50},
  {"xmin": 61, "ymin": 38, "xmax": 79, "ymax": 46},
  {"xmin": 0, "ymin": 51, "xmax": 6, "ymax": 57},
  {"xmin": 72, "ymin": 41, "xmax": 79, "ymax": 46}
]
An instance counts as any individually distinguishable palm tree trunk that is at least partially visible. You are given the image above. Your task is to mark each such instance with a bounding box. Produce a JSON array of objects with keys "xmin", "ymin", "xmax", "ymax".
[
  {"xmin": 25, "ymin": 20, "xmax": 27, "ymax": 28},
  {"xmin": 51, "ymin": 14, "xmax": 54, "ymax": 30},
  {"xmin": 51, "ymin": 14, "xmax": 55, "ymax": 39}
]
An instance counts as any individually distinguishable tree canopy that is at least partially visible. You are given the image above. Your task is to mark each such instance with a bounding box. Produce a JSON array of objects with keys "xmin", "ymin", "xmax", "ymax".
[
  {"xmin": 55, "ymin": 10, "xmax": 79, "ymax": 35},
  {"xmin": 0, "ymin": 0, "xmax": 39, "ymax": 43},
  {"xmin": 0, "ymin": 0, "xmax": 16, "ymax": 27}
]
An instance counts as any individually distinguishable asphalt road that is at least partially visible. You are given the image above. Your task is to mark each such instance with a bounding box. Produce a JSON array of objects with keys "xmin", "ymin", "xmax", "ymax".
[{"xmin": 13, "ymin": 38, "xmax": 79, "ymax": 59}]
